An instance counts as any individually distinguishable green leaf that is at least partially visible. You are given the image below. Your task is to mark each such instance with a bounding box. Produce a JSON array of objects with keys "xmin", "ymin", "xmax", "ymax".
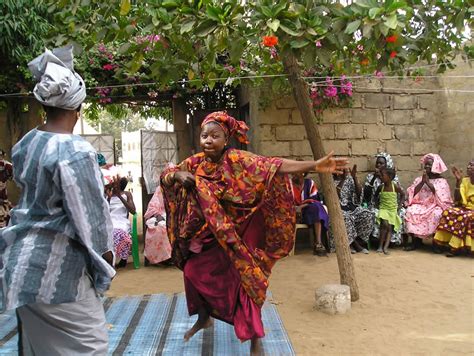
[
  {"xmin": 306, "ymin": 27, "xmax": 318, "ymax": 36},
  {"xmin": 345, "ymin": 20, "xmax": 361, "ymax": 34},
  {"xmin": 290, "ymin": 39, "xmax": 310, "ymax": 48},
  {"xmin": 384, "ymin": 14, "xmax": 398, "ymax": 29},
  {"xmin": 273, "ymin": 3, "xmax": 287, "ymax": 17},
  {"xmin": 207, "ymin": 72, "xmax": 217, "ymax": 90},
  {"xmin": 368, "ymin": 7, "xmax": 383, "ymax": 19},
  {"xmin": 379, "ymin": 23, "xmax": 389, "ymax": 36},
  {"xmin": 303, "ymin": 46, "xmax": 316, "ymax": 68},
  {"xmin": 455, "ymin": 9, "xmax": 466, "ymax": 32},
  {"xmin": 386, "ymin": 1, "xmax": 407, "ymax": 12},
  {"xmin": 118, "ymin": 42, "xmax": 131, "ymax": 54},
  {"xmin": 162, "ymin": 0, "xmax": 179, "ymax": 9},
  {"xmin": 188, "ymin": 69, "xmax": 195, "ymax": 80},
  {"xmin": 119, "ymin": 0, "xmax": 131, "ymax": 16},
  {"xmin": 267, "ymin": 19, "xmax": 280, "ymax": 32},
  {"xmin": 180, "ymin": 20, "xmax": 195, "ymax": 34},
  {"xmin": 280, "ymin": 23, "xmax": 304, "ymax": 36},
  {"xmin": 195, "ymin": 20, "xmax": 217, "ymax": 37},
  {"xmin": 332, "ymin": 19, "xmax": 346, "ymax": 32},
  {"xmin": 260, "ymin": 6, "xmax": 273, "ymax": 18},
  {"xmin": 316, "ymin": 48, "xmax": 331, "ymax": 67},
  {"xmin": 125, "ymin": 24, "xmax": 135, "ymax": 34},
  {"xmin": 162, "ymin": 23, "xmax": 173, "ymax": 31},
  {"xmin": 206, "ymin": 6, "xmax": 221, "ymax": 22},
  {"xmin": 362, "ymin": 23, "xmax": 373, "ymax": 38}
]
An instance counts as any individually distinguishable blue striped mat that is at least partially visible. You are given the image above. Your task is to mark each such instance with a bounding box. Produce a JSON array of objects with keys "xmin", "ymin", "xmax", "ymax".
[{"xmin": 0, "ymin": 293, "xmax": 295, "ymax": 355}]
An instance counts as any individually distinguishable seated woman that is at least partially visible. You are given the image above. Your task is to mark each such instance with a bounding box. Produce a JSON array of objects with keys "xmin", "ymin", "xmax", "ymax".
[
  {"xmin": 362, "ymin": 152, "xmax": 405, "ymax": 246},
  {"xmin": 333, "ymin": 165, "xmax": 374, "ymax": 254},
  {"xmin": 0, "ymin": 149, "xmax": 13, "ymax": 228},
  {"xmin": 404, "ymin": 154, "xmax": 452, "ymax": 251},
  {"xmin": 434, "ymin": 160, "xmax": 474, "ymax": 257},
  {"xmin": 143, "ymin": 186, "xmax": 172, "ymax": 265},
  {"xmin": 291, "ymin": 172, "xmax": 329, "ymax": 256},
  {"xmin": 107, "ymin": 177, "xmax": 136, "ymax": 268}
]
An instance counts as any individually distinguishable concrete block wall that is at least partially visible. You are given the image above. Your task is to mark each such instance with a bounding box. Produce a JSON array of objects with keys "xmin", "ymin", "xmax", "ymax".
[{"xmin": 251, "ymin": 76, "xmax": 447, "ymax": 189}]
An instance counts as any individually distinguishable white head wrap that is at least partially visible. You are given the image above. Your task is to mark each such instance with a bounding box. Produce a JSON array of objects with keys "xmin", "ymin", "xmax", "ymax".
[{"xmin": 28, "ymin": 45, "xmax": 86, "ymax": 110}]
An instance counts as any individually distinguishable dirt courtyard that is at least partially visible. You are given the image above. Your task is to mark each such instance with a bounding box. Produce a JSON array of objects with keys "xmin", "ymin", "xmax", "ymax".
[{"xmin": 107, "ymin": 247, "xmax": 473, "ymax": 355}]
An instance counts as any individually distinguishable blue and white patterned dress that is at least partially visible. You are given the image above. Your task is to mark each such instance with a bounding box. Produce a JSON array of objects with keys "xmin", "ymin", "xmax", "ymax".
[{"xmin": 0, "ymin": 128, "xmax": 115, "ymax": 312}]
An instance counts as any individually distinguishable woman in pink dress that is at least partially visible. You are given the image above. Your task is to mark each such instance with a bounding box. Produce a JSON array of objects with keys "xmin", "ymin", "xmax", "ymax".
[
  {"xmin": 404, "ymin": 153, "xmax": 452, "ymax": 251},
  {"xmin": 143, "ymin": 186, "xmax": 172, "ymax": 265}
]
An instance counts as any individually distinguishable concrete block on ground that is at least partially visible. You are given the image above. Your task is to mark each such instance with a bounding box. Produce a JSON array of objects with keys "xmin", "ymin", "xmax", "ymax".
[{"xmin": 315, "ymin": 284, "xmax": 351, "ymax": 315}]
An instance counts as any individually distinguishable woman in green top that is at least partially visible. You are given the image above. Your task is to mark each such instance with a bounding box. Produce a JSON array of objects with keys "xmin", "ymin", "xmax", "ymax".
[{"xmin": 375, "ymin": 167, "xmax": 405, "ymax": 254}]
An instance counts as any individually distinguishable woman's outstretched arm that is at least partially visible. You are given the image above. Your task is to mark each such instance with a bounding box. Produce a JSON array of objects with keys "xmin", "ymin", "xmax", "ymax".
[{"xmin": 278, "ymin": 151, "xmax": 348, "ymax": 175}]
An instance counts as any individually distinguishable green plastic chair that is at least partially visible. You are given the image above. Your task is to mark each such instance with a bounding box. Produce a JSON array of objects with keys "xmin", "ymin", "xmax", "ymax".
[{"xmin": 131, "ymin": 214, "xmax": 140, "ymax": 269}]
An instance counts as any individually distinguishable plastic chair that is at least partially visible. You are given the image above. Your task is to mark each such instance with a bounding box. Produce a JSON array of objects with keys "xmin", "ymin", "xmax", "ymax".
[{"xmin": 131, "ymin": 214, "xmax": 140, "ymax": 269}]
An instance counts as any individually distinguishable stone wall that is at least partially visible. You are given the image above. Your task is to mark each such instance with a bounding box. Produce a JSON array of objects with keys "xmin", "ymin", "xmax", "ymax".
[
  {"xmin": 438, "ymin": 59, "xmax": 474, "ymax": 176},
  {"xmin": 245, "ymin": 62, "xmax": 473, "ymax": 190}
]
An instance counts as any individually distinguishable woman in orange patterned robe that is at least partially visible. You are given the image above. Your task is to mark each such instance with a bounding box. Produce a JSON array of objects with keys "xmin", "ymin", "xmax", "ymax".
[{"xmin": 161, "ymin": 112, "xmax": 347, "ymax": 355}]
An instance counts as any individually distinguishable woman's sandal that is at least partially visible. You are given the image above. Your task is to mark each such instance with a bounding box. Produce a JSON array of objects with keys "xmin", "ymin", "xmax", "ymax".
[{"xmin": 313, "ymin": 244, "xmax": 327, "ymax": 256}]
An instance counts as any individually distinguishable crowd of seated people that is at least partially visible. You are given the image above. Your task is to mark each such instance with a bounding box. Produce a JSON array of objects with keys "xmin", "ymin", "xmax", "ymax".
[{"xmin": 291, "ymin": 153, "xmax": 473, "ymax": 258}]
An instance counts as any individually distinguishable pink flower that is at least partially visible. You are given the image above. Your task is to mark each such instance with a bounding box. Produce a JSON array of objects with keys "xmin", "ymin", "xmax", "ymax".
[
  {"xmin": 224, "ymin": 64, "xmax": 235, "ymax": 73},
  {"xmin": 374, "ymin": 70, "xmax": 384, "ymax": 78},
  {"xmin": 270, "ymin": 47, "xmax": 278, "ymax": 59},
  {"xmin": 324, "ymin": 85, "xmax": 338, "ymax": 98},
  {"xmin": 357, "ymin": 44, "xmax": 364, "ymax": 51},
  {"xmin": 102, "ymin": 64, "xmax": 115, "ymax": 71},
  {"xmin": 315, "ymin": 40, "xmax": 322, "ymax": 48}
]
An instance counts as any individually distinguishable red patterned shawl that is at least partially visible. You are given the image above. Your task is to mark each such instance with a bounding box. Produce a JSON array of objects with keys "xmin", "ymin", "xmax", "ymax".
[{"xmin": 160, "ymin": 148, "xmax": 295, "ymax": 306}]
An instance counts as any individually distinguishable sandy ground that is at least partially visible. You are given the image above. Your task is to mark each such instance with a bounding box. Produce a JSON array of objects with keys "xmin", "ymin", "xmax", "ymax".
[{"xmin": 108, "ymin": 246, "xmax": 473, "ymax": 355}]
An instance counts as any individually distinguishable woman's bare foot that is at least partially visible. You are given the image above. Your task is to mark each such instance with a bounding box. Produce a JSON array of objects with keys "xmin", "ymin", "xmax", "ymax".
[
  {"xmin": 250, "ymin": 337, "xmax": 264, "ymax": 356},
  {"xmin": 183, "ymin": 312, "xmax": 213, "ymax": 342}
]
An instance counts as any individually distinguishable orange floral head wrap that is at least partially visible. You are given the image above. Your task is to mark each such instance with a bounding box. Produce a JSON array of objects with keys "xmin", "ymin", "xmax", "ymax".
[{"xmin": 201, "ymin": 111, "xmax": 250, "ymax": 144}]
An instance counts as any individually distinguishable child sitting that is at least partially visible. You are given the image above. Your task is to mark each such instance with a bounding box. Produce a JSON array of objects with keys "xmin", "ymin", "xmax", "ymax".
[{"xmin": 375, "ymin": 167, "xmax": 405, "ymax": 254}]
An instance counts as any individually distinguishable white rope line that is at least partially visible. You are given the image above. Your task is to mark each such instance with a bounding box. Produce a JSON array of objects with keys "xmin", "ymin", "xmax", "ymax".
[{"xmin": 0, "ymin": 60, "xmax": 472, "ymax": 97}]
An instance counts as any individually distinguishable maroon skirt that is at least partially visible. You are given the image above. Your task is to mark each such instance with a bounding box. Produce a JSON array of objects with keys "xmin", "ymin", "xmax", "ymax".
[{"xmin": 183, "ymin": 211, "xmax": 266, "ymax": 341}]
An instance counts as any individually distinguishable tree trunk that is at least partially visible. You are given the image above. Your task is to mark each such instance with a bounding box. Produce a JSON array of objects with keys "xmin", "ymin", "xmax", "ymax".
[{"xmin": 282, "ymin": 53, "xmax": 359, "ymax": 301}]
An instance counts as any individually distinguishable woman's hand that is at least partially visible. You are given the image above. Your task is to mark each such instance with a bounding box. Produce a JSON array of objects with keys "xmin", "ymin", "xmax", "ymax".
[
  {"xmin": 174, "ymin": 171, "xmax": 196, "ymax": 189},
  {"xmin": 315, "ymin": 151, "xmax": 349, "ymax": 174},
  {"xmin": 451, "ymin": 166, "xmax": 463, "ymax": 183},
  {"xmin": 111, "ymin": 175, "xmax": 121, "ymax": 196},
  {"xmin": 350, "ymin": 164, "xmax": 357, "ymax": 179}
]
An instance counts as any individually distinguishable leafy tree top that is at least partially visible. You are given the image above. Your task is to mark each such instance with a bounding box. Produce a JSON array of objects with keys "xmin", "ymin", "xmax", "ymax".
[{"xmin": 47, "ymin": 0, "xmax": 471, "ymax": 92}]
